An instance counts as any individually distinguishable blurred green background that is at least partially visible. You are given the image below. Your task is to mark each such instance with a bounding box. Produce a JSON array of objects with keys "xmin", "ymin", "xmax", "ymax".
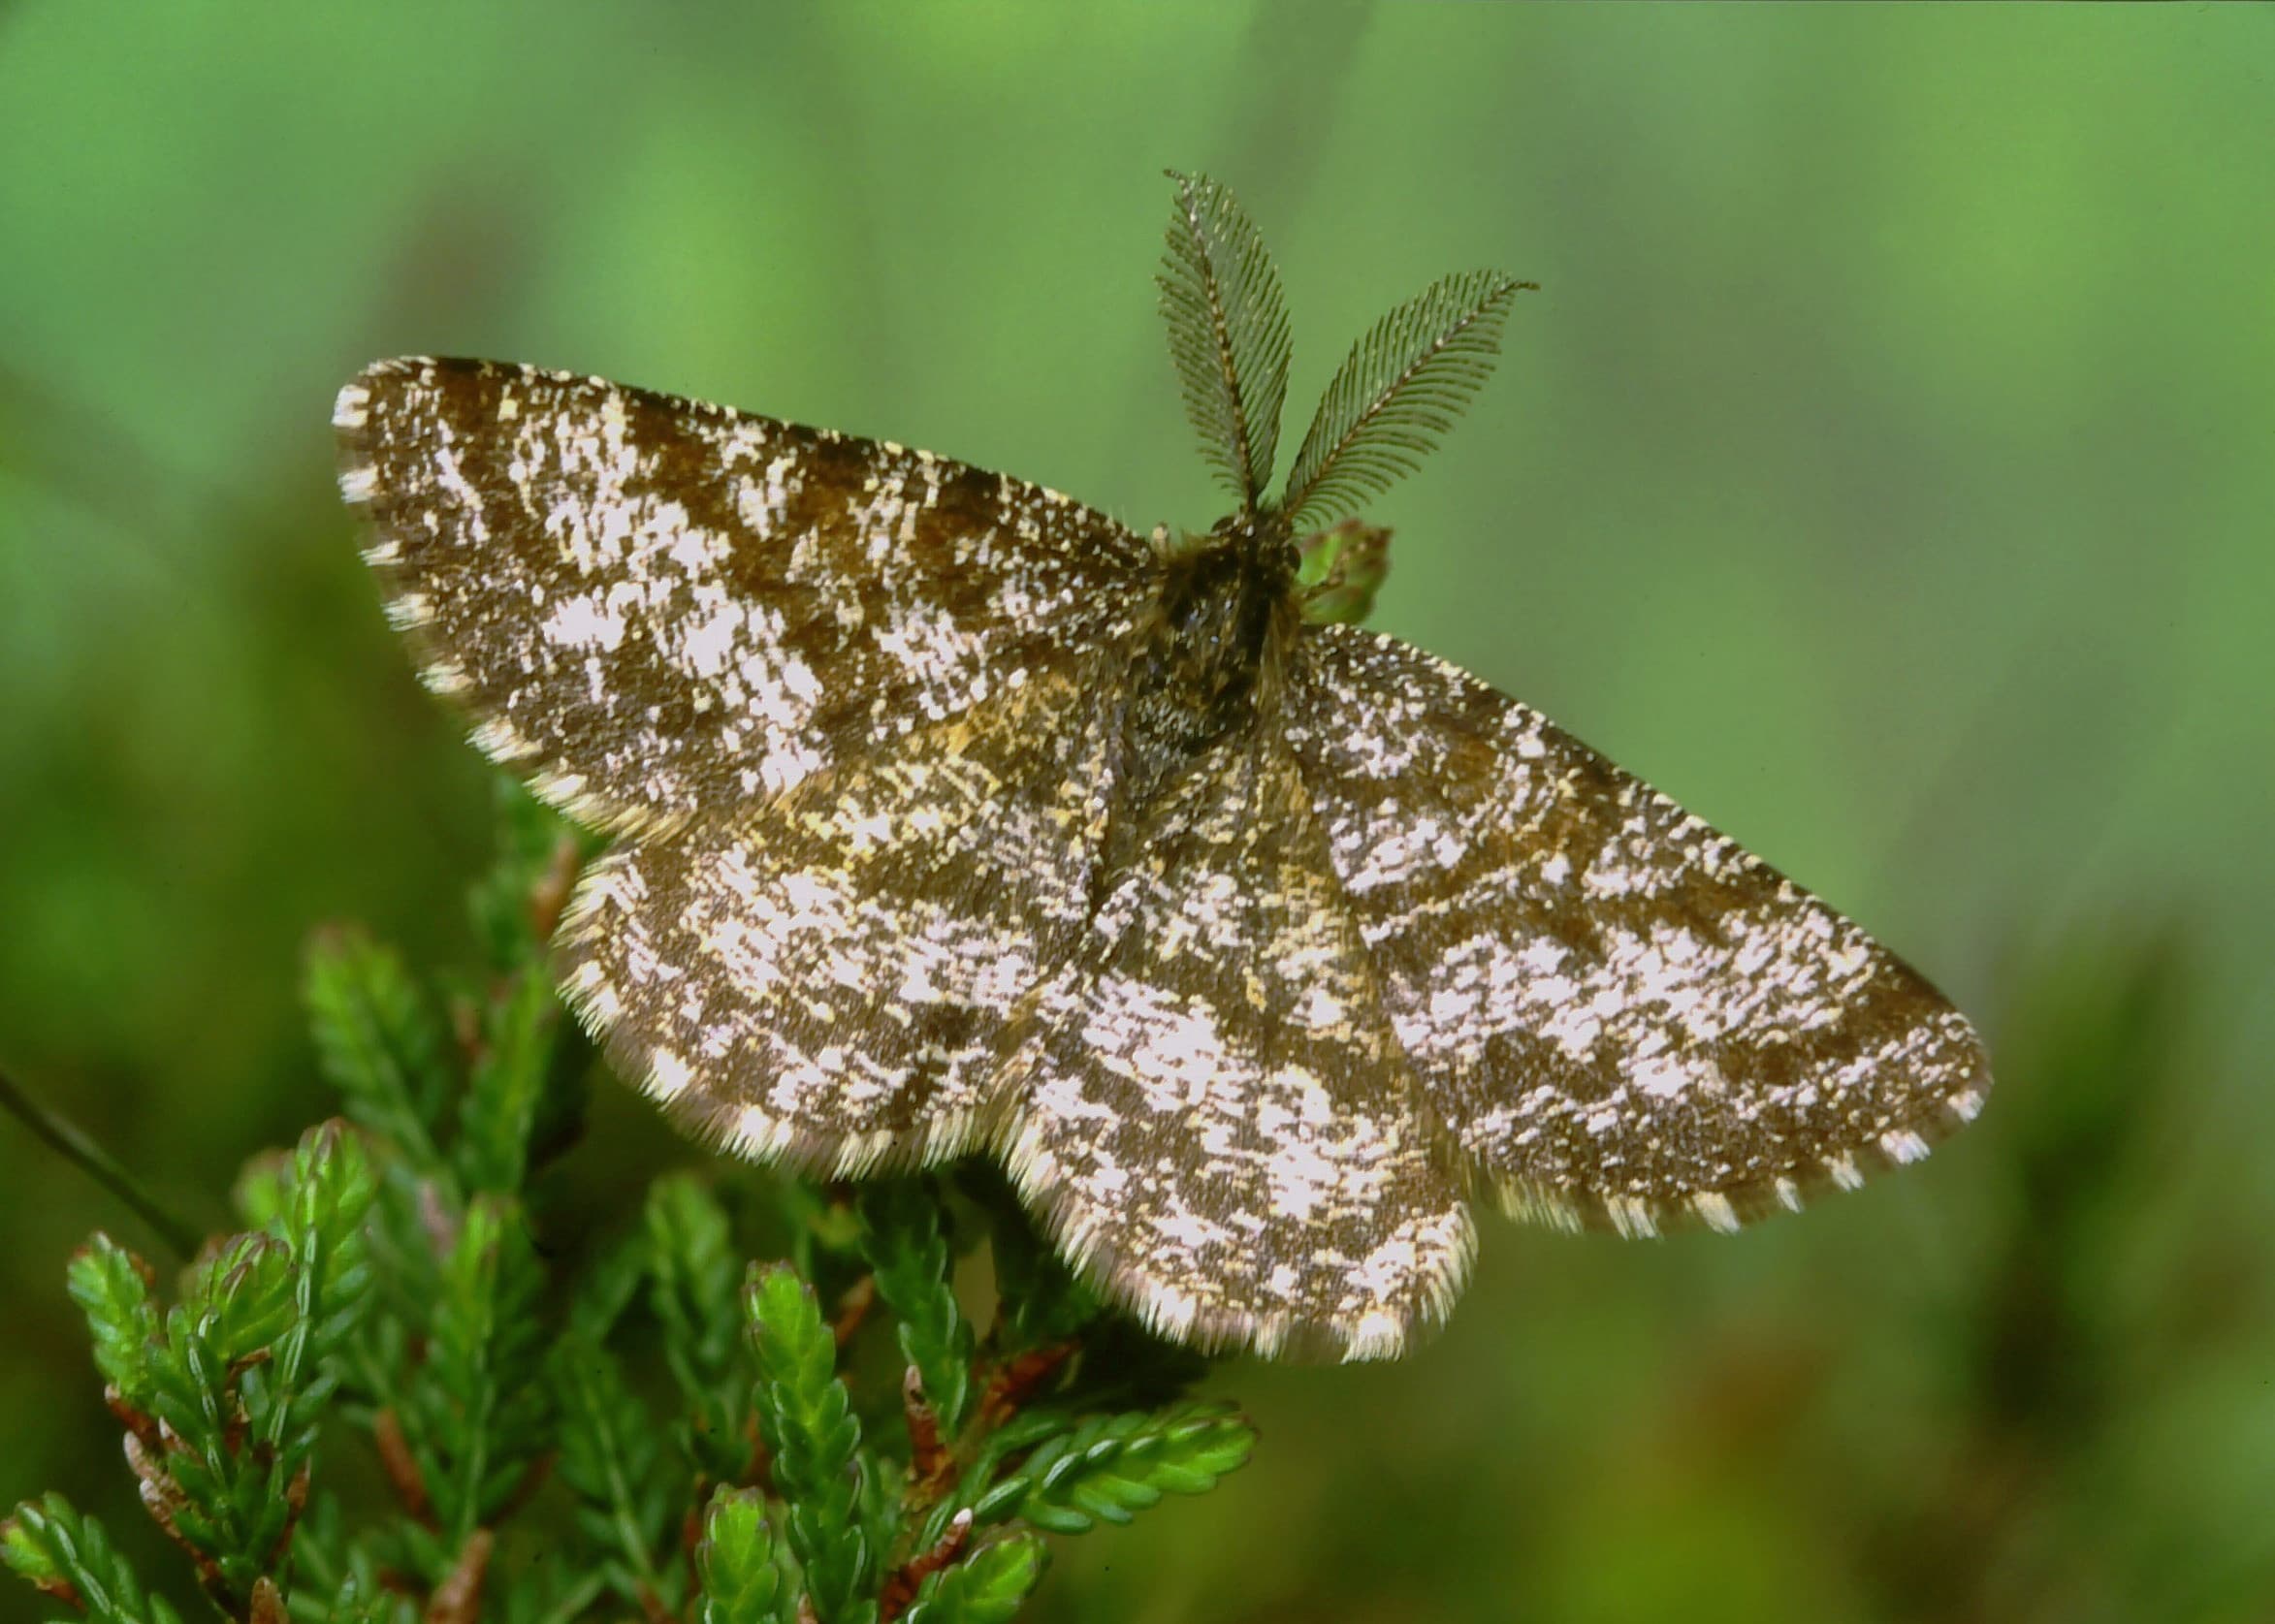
[{"xmin": 3, "ymin": 6, "xmax": 2271, "ymax": 1620}]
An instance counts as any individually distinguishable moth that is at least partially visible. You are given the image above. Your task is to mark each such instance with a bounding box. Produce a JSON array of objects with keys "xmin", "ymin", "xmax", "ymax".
[{"xmin": 336, "ymin": 174, "xmax": 1989, "ymax": 1360}]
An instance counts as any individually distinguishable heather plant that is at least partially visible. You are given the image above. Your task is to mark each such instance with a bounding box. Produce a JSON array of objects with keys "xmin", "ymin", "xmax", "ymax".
[{"xmin": 4, "ymin": 784, "xmax": 1253, "ymax": 1623}]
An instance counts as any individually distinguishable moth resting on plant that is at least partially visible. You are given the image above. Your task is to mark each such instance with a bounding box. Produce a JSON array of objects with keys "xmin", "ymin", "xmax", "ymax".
[{"xmin": 335, "ymin": 172, "xmax": 1991, "ymax": 1360}]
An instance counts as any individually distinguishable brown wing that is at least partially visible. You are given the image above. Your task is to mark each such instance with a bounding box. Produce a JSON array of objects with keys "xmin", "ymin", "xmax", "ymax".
[
  {"xmin": 999, "ymin": 723, "xmax": 1474, "ymax": 1361},
  {"xmin": 1284, "ymin": 622, "xmax": 1990, "ymax": 1237},
  {"xmin": 554, "ymin": 662, "xmax": 1119, "ymax": 1173},
  {"xmin": 336, "ymin": 357, "xmax": 1154, "ymax": 836}
]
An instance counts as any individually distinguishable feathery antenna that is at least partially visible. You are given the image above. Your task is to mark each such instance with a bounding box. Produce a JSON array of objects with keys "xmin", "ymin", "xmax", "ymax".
[
  {"xmin": 1156, "ymin": 171, "xmax": 1293, "ymax": 514},
  {"xmin": 1279, "ymin": 270, "xmax": 1533, "ymax": 528}
]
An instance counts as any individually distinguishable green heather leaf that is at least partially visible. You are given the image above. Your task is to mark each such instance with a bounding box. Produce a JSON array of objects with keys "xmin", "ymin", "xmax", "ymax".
[
  {"xmin": 696, "ymin": 1486, "xmax": 782, "ymax": 1624},
  {"xmin": 855, "ymin": 1178, "xmax": 975, "ymax": 1432},
  {"xmin": 115, "ymin": 1232, "xmax": 308, "ymax": 1604},
  {"xmin": 291, "ymin": 1575, "xmax": 414, "ymax": 1624},
  {"xmin": 407, "ymin": 1194, "xmax": 553, "ymax": 1542},
  {"xmin": 913, "ymin": 1407, "xmax": 1073, "ymax": 1550},
  {"xmin": 567, "ymin": 1224, "xmax": 653, "ymax": 1345},
  {"xmin": 1280, "ymin": 268, "xmax": 1531, "ymax": 526},
  {"xmin": 3, "ymin": 1494, "xmax": 185, "ymax": 1624},
  {"xmin": 490, "ymin": 1569, "xmax": 609, "ymax": 1624},
  {"xmin": 778, "ymin": 1176, "xmax": 864, "ymax": 1289},
  {"xmin": 1158, "ymin": 169, "xmax": 1292, "ymax": 510},
  {"xmin": 455, "ymin": 967, "xmax": 559, "ymax": 1193},
  {"xmin": 551, "ymin": 1335, "xmax": 678, "ymax": 1614},
  {"xmin": 1000, "ymin": 1402, "xmax": 1254, "ymax": 1536},
  {"xmin": 901, "ymin": 1532, "xmax": 1045, "ymax": 1624},
  {"xmin": 275, "ymin": 1122, "xmax": 379, "ymax": 1360},
  {"xmin": 187, "ymin": 1232, "xmax": 298, "ymax": 1367},
  {"xmin": 746, "ymin": 1263, "xmax": 874, "ymax": 1623},
  {"xmin": 232, "ymin": 1149, "xmax": 292, "ymax": 1231},
  {"xmin": 66, "ymin": 1235, "xmax": 158, "ymax": 1408},
  {"xmin": 121, "ymin": 1147, "xmax": 378, "ymax": 1611},
  {"xmin": 648, "ymin": 1175, "xmax": 751, "ymax": 1476},
  {"xmin": 303, "ymin": 926, "xmax": 449, "ymax": 1165}
]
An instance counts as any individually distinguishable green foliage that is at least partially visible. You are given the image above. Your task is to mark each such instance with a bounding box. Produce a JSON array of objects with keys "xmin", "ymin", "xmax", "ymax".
[
  {"xmin": 66, "ymin": 1236, "xmax": 158, "ymax": 1408},
  {"xmin": 1000, "ymin": 1403, "xmax": 1254, "ymax": 1536},
  {"xmin": 36, "ymin": 1124, "xmax": 379, "ymax": 1617},
  {"xmin": 455, "ymin": 968, "xmax": 561, "ymax": 1194},
  {"xmin": 8, "ymin": 787, "xmax": 1255, "ymax": 1621},
  {"xmin": 748, "ymin": 1263, "xmax": 878, "ymax": 1623},
  {"xmin": 970, "ymin": 1174, "xmax": 1100, "ymax": 1353},
  {"xmin": 3, "ymin": 1494, "xmax": 186, "ymax": 1624},
  {"xmin": 303, "ymin": 928, "xmax": 449, "ymax": 1168},
  {"xmin": 857, "ymin": 1178, "xmax": 976, "ymax": 1433},
  {"xmin": 695, "ymin": 1487, "xmax": 781, "ymax": 1624},
  {"xmin": 550, "ymin": 1334, "xmax": 680, "ymax": 1614},
  {"xmin": 902, "ymin": 1533, "xmax": 1046, "ymax": 1624},
  {"xmin": 403, "ymin": 1194, "xmax": 554, "ymax": 1543},
  {"xmin": 649, "ymin": 1174, "xmax": 756, "ymax": 1481}
]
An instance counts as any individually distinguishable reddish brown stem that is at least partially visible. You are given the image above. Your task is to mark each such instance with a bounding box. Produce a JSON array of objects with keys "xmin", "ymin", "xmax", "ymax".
[
  {"xmin": 127, "ymin": 1432, "xmax": 232, "ymax": 1610},
  {"xmin": 372, "ymin": 1406, "xmax": 434, "ymax": 1525},
  {"xmin": 248, "ymin": 1577, "xmax": 289, "ymax": 1624},
  {"xmin": 529, "ymin": 833, "xmax": 582, "ymax": 943},
  {"xmin": 103, "ymin": 1385, "xmax": 161, "ymax": 1452},
  {"xmin": 978, "ymin": 1339, "xmax": 1078, "ymax": 1430},
  {"xmin": 831, "ymin": 1274, "xmax": 877, "ymax": 1349},
  {"xmin": 903, "ymin": 1366, "xmax": 957, "ymax": 1502},
  {"xmin": 879, "ymin": 1508, "xmax": 974, "ymax": 1621},
  {"xmin": 423, "ymin": 1528, "xmax": 495, "ymax": 1624}
]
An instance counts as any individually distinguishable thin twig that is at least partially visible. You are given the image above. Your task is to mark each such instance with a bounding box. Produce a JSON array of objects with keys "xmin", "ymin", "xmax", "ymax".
[
  {"xmin": 978, "ymin": 1339, "xmax": 1079, "ymax": 1430},
  {"xmin": 681, "ymin": 1487, "xmax": 708, "ymax": 1612},
  {"xmin": 903, "ymin": 1366, "xmax": 956, "ymax": 1503},
  {"xmin": 528, "ymin": 833, "xmax": 583, "ymax": 944},
  {"xmin": 102, "ymin": 1385, "xmax": 161, "ymax": 1452},
  {"xmin": 831, "ymin": 1274, "xmax": 877, "ymax": 1349},
  {"xmin": 424, "ymin": 1528, "xmax": 495, "ymax": 1624},
  {"xmin": 0, "ymin": 1065, "xmax": 202, "ymax": 1259},
  {"xmin": 373, "ymin": 1406, "xmax": 435, "ymax": 1526},
  {"xmin": 248, "ymin": 1577, "xmax": 289, "ymax": 1624},
  {"xmin": 127, "ymin": 1433, "xmax": 232, "ymax": 1608},
  {"xmin": 879, "ymin": 1507, "xmax": 973, "ymax": 1622}
]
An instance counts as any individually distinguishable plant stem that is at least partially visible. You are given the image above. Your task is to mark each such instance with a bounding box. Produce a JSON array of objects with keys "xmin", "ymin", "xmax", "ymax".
[{"xmin": 0, "ymin": 1064, "xmax": 202, "ymax": 1259}]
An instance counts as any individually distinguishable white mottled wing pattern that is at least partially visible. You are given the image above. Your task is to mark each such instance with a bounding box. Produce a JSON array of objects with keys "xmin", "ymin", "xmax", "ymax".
[
  {"xmin": 1285, "ymin": 621, "xmax": 1990, "ymax": 1237},
  {"xmin": 336, "ymin": 358, "xmax": 1153, "ymax": 834},
  {"xmin": 556, "ymin": 663, "xmax": 1120, "ymax": 1171},
  {"xmin": 339, "ymin": 356, "xmax": 1154, "ymax": 1171},
  {"xmin": 1001, "ymin": 727, "xmax": 1474, "ymax": 1360}
]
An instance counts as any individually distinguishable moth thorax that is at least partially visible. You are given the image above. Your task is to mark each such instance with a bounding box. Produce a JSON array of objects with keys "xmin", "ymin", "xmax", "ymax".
[{"xmin": 1118, "ymin": 517, "xmax": 1295, "ymax": 780}]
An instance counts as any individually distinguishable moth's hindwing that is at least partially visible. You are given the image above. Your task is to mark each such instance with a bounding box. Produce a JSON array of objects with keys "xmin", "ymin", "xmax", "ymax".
[
  {"xmin": 1285, "ymin": 621, "xmax": 1992, "ymax": 1240},
  {"xmin": 554, "ymin": 660, "xmax": 1122, "ymax": 1178},
  {"xmin": 1001, "ymin": 726, "xmax": 1474, "ymax": 1361}
]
